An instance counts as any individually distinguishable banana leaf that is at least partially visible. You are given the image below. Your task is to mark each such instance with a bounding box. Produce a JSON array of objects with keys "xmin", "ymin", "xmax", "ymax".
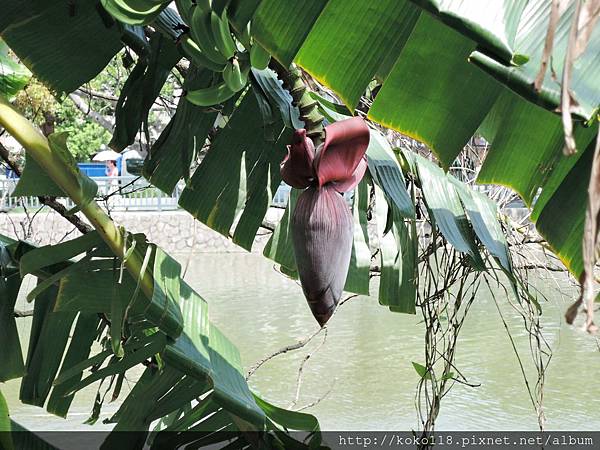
[
  {"xmin": 19, "ymin": 285, "xmax": 77, "ymax": 407},
  {"xmin": 0, "ymin": 390, "xmax": 12, "ymax": 450},
  {"xmin": 374, "ymin": 185, "xmax": 417, "ymax": 314},
  {"xmin": 344, "ymin": 177, "xmax": 371, "ymax": 295},
  {"xmin": 411, "ymin": 153, "xmax": 485, "ymax": 269},
  {"xmin": 0, "ymin": 40, "xmax": 30, "ymax": 98},
  {"xmin": 46, "ymin": 313, "xmax": 101, "ymax": 417},
  {"xmin": 0, "ymin": 0, "xmax": 122, "ymax": 95},
  {"xmin": 0, "ymin": 239, "xmax": 24, "ymax": 381},
  {"xmin": 1, "ymin": 232, "xmax": 323, "ymax": 447},
  {"xmin": 110, "ymin": 33, "xmax": 181, "ymax": 151},
  {"xmin": 143, "ymin": 67, "xmax": 218, "ymax": 193},
  {"xmin": 178, "ymin": 92, "xmax": 292, "ymax": 251},
  {"xmin": 13, "ymin": 133, "xmax": 98, "ymax": 211}
]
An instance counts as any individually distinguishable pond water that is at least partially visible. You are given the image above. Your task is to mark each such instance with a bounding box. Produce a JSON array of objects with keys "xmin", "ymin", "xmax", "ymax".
[{"xmin": 4, "ymin": 252, "xmax": 600, "ymax": 432}]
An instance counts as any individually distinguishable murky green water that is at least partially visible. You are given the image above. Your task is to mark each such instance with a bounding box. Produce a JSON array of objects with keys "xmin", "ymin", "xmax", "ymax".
[{"xmin": 4, "ymin": 252, "xmax": 600, "ymax": 431}]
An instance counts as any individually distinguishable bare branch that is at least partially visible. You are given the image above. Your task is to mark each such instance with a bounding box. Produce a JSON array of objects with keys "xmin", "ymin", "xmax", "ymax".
[{"xmin": 68, "ymin": 92, "xmax": 114, "ymax": 132}]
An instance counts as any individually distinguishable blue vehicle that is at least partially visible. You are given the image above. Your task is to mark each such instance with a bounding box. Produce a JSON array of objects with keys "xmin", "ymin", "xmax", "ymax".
[{"xmin": 77, "ymin": 162, "xmax": 107, "ymax": 178}]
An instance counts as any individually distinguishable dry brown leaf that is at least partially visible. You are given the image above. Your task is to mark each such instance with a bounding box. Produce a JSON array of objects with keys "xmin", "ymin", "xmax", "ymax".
[
  {"xmin": 574, "ymin": 0, "xmax": 600, "ymax": 58},
  {"xmin": 534, "ymin": 0, "xmax": 565, "ymax": 91},
  {"xmin": 567, "ymin": 123, "xmax": 600, "ymax": 333},
  {"xmin": 561, "ymin": 0, "xmax": 582, "ymax": 155},
  {"xmin": 560, "ymin": 0, "xmax": 600, "ymax": 155}
]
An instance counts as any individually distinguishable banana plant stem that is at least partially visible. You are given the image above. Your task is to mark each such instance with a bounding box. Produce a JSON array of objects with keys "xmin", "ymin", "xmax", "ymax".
[
  {"xmin": 0, "ymin": 96, "xmax": 155, "ymax": 303},
  {"xmin": 270, "ymin": 61, "xmax": 325, "ymax": 146}
]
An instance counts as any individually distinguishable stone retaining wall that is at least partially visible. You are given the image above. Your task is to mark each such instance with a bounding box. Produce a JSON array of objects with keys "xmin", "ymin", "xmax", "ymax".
[
  {"xmin": 0, "ymin": 210, "xmax": 275, "ymax": 254},
  {"xmin": 0, "ymin": 207, "xmax": 530, "ymax": 254}
]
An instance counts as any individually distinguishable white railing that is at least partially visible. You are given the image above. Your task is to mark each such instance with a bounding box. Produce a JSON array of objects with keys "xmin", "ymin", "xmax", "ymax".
[
  {"xmin": 0, "ymin": 175, "xmax": 523, "ymax": 214},
  {"xmin": 0, "ymin": 176, "xmax": 182, "ymax": 212},
  {"xmin": 0, "ymin": 176, "xmax": 294, "ymax": 212}
]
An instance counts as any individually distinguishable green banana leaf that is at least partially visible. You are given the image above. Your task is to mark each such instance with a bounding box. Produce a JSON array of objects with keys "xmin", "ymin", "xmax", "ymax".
[
  {"xmin": 19, "ymin": 284, "xmax": 77, "ymax": 407},
  {"xmin": 0, "ymin": 40, "xmax": 30, "ymax": 98},
  {"xmin": 246, "ymin": 0, "xmax": 599, "ymax": 277},
  {"xmin": 374, "ymin": 185, "xmax": 417, "ymax": 314},
  {"xmin": 19, "ymin": 231, "xmax": 104, "ymax": 277},
  {"xmin": 110, "ymin": 33, "xmax": 181, "ymax": 151},
  {"xmin": 263, "ymin": 188, "xmax": 300, "ymax": 273},
  {"xmin": 409, "ymin": 0, "xmax": 529, "ymax": 64},
  {"xmin": 0, "ymin": 0, "xmax": 122, "ymax": 95},
  {"xmin": 366, "ymin": 130, "xmax": 415, "ymax": 219},
  {"xmin": 163, "ymin": 280, "xmax": 212, "ymax": 379},
  {"xmin": 12, "ymin": 155, "xmax": 66, "ymax": 198},
  {"xmin": 533, "ymin": 140, "xmax": 595, "ymax": 277},
  {"xmin": 344, "ymin": 177, "xmax": 371, "ymax": 296},
  {"xmin": 297, "ymin": 0, "xmax": 420, "ymax": 111},
  {"xmin": 0, "ymin": 240, "xmax": 24, "ymax": 381},
  {"xmin": 148, "ymin": 247, "xmax": 185, "ymax": 337},
  {"xmin": 46, "ymin": 313, "xmax": 101, "ymax": 417},
  {"xmin": 2, "ymin": 232, "xmax": 322, "ymax": 447},
  {"xmin": 13, "ymin": 133, "xmax": 98, "ymax": 211},
  {"xmin": 143, "ymin": 67, "xmax": 218, "ymax": 193},
  {"xmin": 208, "ymin": 324, "xmax": 266, "ymax": 427},
  {"xmin": 3, "ymin": 0, "xmax": 599, "ymax": 277},
  {"xmin": 450, "ymin": 179, "xmax": 512, "ymax": 274},
  {"xmin": 367, "ymin": 13, "xmax": 502, "ymax": 168},
  {"xmin": 178, "ymin": 91, "xmax": 292, "ymax": 251},
  {"xmin": 413, "ymin": 153, "xmax": 485, "ymax": 269},
  {"xmin": 0, "ymin": 390, "xmax": 13, "ymax": 450}
]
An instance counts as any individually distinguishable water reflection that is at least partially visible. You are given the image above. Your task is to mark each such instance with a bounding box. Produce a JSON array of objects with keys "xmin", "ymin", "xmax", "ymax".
[{"xmin": 5, "ymin": 252, "xmax": 600, "ymax": 431}]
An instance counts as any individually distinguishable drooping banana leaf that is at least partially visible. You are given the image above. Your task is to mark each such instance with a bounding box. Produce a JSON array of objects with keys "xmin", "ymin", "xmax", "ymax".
[
  {"xmin": 1, "ymin": 232, "xmax": 323, "ymax": 448},
  {"xmin": 178, "ymin": 91, "xmax": 292, "ymax": 251},
  {"xmin": 19, "ymin": 284, "xmax": 77, "ymax": 407},
  {"xmin": 533, "ymin": 140, "xmax": 596, "ymax": 277},
  {"xmin": 344, "ymin": 177, "xmax": 371, "ymax": 295},
  {"xmin": 263, "ymin": 188, "xmax": 300, "ymax": 273},
  {"xmin": 143, "ymin": 67, "xmax": 218, "ymax": 193},
  {"xmin": 0, "ymin": 239, "xmax": 24, "ymax": 382},
  {"xmin": 110, "ymin": 33, "xmax": 181, "ymax": 151},
  {"xmin": 0, "ymin": 39, "xmax": 30, "ymax": 98},
  {"xmin": 46, "ymin": 313, "xmax": 101, "ymax": 417},
  {"xmin": 366, "ymin": 130, "xmax": 415, "ymax": 219},
  {"xmin": 12, "ymin": 133, "xmax": 98, "ymax": 211},
  {"xmin": 410, "ymin": 153, "xmax": 485, "ymax": 270},
  {"xmin": 374, "ymin": 185, "xmax": 417, "ymax": 314},
  {"xmin": 0, "ymin": 0, "xmax": 123, "ymax": 95}
]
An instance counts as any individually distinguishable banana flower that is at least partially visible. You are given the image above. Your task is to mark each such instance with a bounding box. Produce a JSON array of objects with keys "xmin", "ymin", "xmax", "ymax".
[{"xmin": 280, "ymin": 117, "xmax": 370, "ymax": 326}]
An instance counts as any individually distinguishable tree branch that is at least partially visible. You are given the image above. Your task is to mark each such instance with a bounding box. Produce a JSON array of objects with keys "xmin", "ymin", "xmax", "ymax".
[{"xmin": 68, "ymin": 92, "xmax": 114, "ymax": 132}]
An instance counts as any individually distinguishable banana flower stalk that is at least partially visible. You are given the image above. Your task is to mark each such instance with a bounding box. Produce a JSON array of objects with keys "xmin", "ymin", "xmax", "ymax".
[{"xmin": 280, "ymin": 117, "xmax": 370, "ymax": 326}]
